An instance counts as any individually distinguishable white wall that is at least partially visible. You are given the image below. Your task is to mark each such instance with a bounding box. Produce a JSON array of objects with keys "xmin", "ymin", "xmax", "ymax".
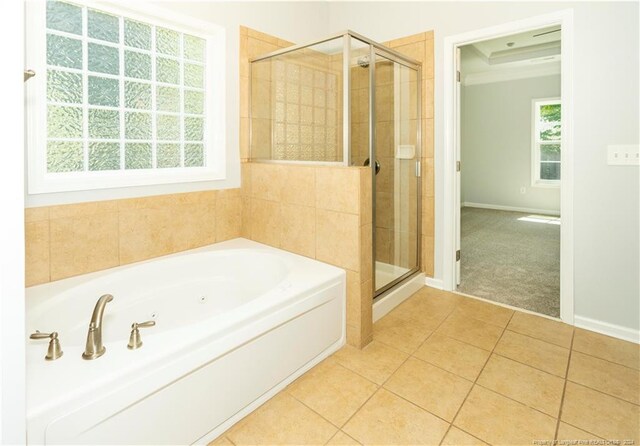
[
  {"xmin": 328, "ymin": 1, "xmax": 639, "ymax": 332},
  {"xmin": 2, "ymin": 0, "xmax": 26, "ymax": 442},
  {"xmin": 26, "ymin": 1, "xmax": 329, "ymax": 207},
  {"xmin": 461, "ymin": 75, "xmax": 561, "ymax": 214}
]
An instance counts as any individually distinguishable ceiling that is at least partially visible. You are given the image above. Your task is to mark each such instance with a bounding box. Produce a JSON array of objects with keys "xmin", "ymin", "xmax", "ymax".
[{"xmin": 461, "ymin": 25, "xmax": 561, "ymax": 84}]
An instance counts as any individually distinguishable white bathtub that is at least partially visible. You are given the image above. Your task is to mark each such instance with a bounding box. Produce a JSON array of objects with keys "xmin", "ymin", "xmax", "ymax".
[{"xmin": 26, "ymin": 238, "xmax": 346, "ymax": 445}]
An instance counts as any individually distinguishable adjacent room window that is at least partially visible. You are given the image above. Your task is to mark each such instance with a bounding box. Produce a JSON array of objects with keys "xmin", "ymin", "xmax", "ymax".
[
  {"xmin": 531, "ymin": 98, "xmax": 561, "ymax": 187},
  {"xmin": 26, "ymin": 1, "xmax": 225, "ymax": 193}
]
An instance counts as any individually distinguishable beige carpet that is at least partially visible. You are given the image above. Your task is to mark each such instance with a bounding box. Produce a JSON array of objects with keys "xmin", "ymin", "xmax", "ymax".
[{"xmin": 457, "ymin": 207, "xmax": 560, "ymax": 317}]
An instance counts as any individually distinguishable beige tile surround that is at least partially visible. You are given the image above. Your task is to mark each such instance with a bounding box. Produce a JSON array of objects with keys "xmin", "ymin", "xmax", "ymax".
[
  {"xmin": 25, "ymin": 189, "xmax": 242, "ymax": 286},
  {"xmin": 241, "ymin": 162, "xmax": 373, "ymax": 348}
]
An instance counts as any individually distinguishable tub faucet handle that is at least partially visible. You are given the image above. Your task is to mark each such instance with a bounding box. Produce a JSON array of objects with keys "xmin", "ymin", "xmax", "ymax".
[
  {"xmin": 30, "ymin": 331, "xmax": 63, "ymax": 361},
  {"xmin": 127, "ymin": 320, "xmax": 156, "ymax": 350}
]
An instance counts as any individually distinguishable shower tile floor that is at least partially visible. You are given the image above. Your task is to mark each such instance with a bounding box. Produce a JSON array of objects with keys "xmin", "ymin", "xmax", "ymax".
[{"xmin": 211, "ymin": 287, "xmax": 640, "ymax": 446}]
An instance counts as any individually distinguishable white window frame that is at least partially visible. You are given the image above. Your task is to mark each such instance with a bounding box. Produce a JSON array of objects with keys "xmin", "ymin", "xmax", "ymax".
[
  {"xmin": 531, "ymin": 97, "xmax": 561, "ymax": 188},
  {"xmin": 25, "ymin": 0, "xmax": 226, "ymax": 194}
]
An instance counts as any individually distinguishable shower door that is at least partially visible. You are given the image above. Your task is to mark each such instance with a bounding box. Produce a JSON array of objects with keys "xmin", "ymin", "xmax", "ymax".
[{"xmin": 372, "ymin": 51, "xmax": 421, "ymax": 297}]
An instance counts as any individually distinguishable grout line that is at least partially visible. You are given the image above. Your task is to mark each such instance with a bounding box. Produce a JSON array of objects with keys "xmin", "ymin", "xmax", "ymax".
[
  {"xmin": 504, "ymin": 326, "xmax": 573, "ymax": 350},
  {"xmin": 569, "ymin": 347, "xmax": 640, "ymax": 372},
  {"xmin": 440, "ymin": 310, "xmax": 516, "ymax": 446},
  {"xmin": 471, "ymin": 381, "xmax": 558, "ymax": 420},
  {"xmin": 378, "ymin": 298, "xmax": 461, "ymax": 444},
  {"xmin": 286, "ymin": 389, "xmax": 344, "ymax": 431},
  {"xmin": 490, "ymin": 351, "xmax": 568, "ymax": 379},
  {"xmin": 336, "ymin": 292, "xmax": 460, "ymax": 439},
  {"xmin": 556, "ymin": 421, "xmax": 605, "ymax": 441},
  {"xmin": 554, "ymin": 328, "xmax": 575, "ymax": 440},
  {"xmin": 406, "ymin": 351, "xmax": 475, "ymax": 385},
  {"xmin": 564, "ymin": 379, "xmax": 640, "ymax": 407},
  {"xmin": 337, "ymin": 385, "xmax": 382, "ymax": 433}
]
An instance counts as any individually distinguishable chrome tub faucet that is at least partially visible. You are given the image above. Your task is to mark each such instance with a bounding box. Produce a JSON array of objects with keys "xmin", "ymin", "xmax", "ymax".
[{"xmin": 82, "ymin": 294, "xmax": 113, "ymax": 360}]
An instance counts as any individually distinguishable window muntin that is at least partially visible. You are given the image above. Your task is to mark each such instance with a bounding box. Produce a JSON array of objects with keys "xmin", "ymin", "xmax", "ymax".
[
  {"xmin": 27, "ymin": 0, "xmax": 225, "ymax": 194},
  {"xmin": 532, "ymin": 98, "xmax": 561, "ymax": 186}
]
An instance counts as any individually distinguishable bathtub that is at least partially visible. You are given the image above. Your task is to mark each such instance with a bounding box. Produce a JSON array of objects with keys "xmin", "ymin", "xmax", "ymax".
[{"xmin": 25, "ymin": 238, "xmax": 346, "ymax": 445}]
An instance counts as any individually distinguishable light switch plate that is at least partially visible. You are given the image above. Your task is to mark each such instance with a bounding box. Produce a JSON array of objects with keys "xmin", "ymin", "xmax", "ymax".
[{"xmin": 607, "ymin": 145, "xmax": 639, "ymax": 166}]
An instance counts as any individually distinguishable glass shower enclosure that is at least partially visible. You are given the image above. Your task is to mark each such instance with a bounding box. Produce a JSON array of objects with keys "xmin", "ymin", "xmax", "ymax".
[{"xmin": 250, "ymin": 31, "xmax": 422, "ymax": 299}]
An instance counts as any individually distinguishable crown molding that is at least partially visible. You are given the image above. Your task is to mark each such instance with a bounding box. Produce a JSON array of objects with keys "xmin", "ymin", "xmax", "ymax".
[{"xmin": 463, "ymin": 62, "xmax": 560, "ymax": 86}]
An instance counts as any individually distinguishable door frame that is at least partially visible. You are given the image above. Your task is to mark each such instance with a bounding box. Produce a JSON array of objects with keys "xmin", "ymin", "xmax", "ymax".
[{"xmin": 442, "ymin": 9, "xmax": 575, "ymax": 323}]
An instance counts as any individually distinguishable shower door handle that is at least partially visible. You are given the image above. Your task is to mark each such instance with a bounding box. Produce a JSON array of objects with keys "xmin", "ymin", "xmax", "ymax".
[{"xmin": 363, "ymin": 158, "xmax": 380, "ymax": 175}]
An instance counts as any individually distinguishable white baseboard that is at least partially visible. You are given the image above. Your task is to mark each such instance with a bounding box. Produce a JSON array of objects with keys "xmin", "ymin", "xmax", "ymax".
[
  {"xmin": 574, "ymin": 316, "xmax": 640, "ymax": 345},
  {"xmin": 425, "ymin": 277, "xmax": 444, "ymax": 290},
  {"xmin": 462, "ymin": 201, "xmax": 561, "ymax": 217}
]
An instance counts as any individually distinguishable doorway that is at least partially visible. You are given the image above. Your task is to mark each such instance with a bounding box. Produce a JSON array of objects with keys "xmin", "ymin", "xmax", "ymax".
[
  {"xmin": 458, "ymin": 27, "xmax": 562, "ymax": 316},
  {"xmin": 443, "ymin": 10, "xmax": 574, "ymax": 322}
]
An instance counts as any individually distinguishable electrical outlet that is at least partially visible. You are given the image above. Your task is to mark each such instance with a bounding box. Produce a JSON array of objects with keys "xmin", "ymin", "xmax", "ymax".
[
  {"xmin": 519, "ymin": 187, "xmax": 526, "ymax": 194},
  {"xmin": 607, "ymin": 145, "xmax": 640, "ymax": 166}
]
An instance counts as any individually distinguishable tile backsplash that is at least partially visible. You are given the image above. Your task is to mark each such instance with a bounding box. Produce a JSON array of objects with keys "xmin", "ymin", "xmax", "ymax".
[{"xmin": 25, "ymin": 189, "xmax": 241, "ymax": 286}]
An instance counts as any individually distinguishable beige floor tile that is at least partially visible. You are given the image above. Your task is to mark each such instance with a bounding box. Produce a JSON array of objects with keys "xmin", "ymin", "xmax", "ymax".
[
  {"xmin": 287, "ymin": 358, "xmax": 378, "ymax": 427},
  {"xmin": 561, "ymin": 382, "xmax": 640, "ymax": 441},
  {"xmin": 455, "ymin": 296, "xmax": 514, "ymax": 328},
  {"xmin": 384, "ymin": 357, "xmax": 472, "ymax": 421},
  {"xmin": 227, "ymin": 393, "xmax": 337, "ymax": 445},
  {"xmin": 495, "ymin": 330, "xmax": 570, "ymax": 377},
  {"xmin": 414, "ymin": 333, "xmax": 490, "ymax": 381},
  {"xmin": 556, "ymin": 422, "xmax": 602, "ymax": 441},
  {"xmin": 208, "ymin": 435, "xmax": 234, "ymax": 445},
  {"xmin": 332, "ymin": 341, "xmax": 408, "ymax": 385},
  {"xmin": 573, "ymin": 328, "xmax": 640, "ymax": 370},
  {"xmin": 508, "ymin": 312, "xmax": 573, "ymax": 348},
  {"xmin": 343, "ymin": 389, "xmax": 449, "ymax": 445},
  {"xmin": 436, "ymin": 309, "xmax": 505, "ymax": 351},
  {"xmin": 477, "ymin": 354, "xmax": 565, "ymax": 417},
  {"xmin": 568, "ymin": 351, "xmax": 640, "ymax": 404},
  {"xmin": 392, "ymin": 287, "xmax": 459, "ymax": 323},
  {"xmin": 373, "ymin": 312, "xmax": 435, "ymax": 354},
  {"xmin": 441, "ymin": 427, "xmax": 488, "ymax": 445},
  {"xmin": 326, "ymin": 431, "xmax": 362, "ymax": 445},
  {"xmin": 455, "ymin": 385, "xmax": 557, "ymax": 446}
]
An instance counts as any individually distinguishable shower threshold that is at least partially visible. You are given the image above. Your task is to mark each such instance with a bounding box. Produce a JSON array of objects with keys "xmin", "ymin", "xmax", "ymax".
[{"xmin": 375, "ymin": 261, "xmax": 410, "ymax": 289}]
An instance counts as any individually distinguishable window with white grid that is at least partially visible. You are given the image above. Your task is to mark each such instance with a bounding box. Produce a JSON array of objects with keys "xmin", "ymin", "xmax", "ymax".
[
  {"xmin": 531, "ymin": 98, "xmax": 561, "ymax": 187},
  {"xmin": 27, "ymin": 1, "xmax": 225, "ymax": 194}
]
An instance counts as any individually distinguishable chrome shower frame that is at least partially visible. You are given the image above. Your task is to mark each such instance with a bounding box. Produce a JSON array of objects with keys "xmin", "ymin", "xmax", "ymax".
[{"xmin": 250, "ymin": 30, "xmax": 423, "ymax": 299}]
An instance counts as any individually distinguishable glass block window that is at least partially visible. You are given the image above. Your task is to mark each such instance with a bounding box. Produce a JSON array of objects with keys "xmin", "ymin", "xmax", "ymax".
[
  {"xmin": 532, "ymin": 98, "xmax": 561, "ymax": 187},
  {"xmin": 40, "ymin": 0, "xmax": 215, "ymax": 182},
  {"xmin": 269, "ymin": 59, "xmax": 340, "ymax": 162}
]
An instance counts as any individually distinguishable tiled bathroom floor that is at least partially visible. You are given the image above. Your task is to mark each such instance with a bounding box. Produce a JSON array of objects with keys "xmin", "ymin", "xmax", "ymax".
[{"xmin": 211, "ymin": 287, "xmax": 640, "ymax": 445}]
